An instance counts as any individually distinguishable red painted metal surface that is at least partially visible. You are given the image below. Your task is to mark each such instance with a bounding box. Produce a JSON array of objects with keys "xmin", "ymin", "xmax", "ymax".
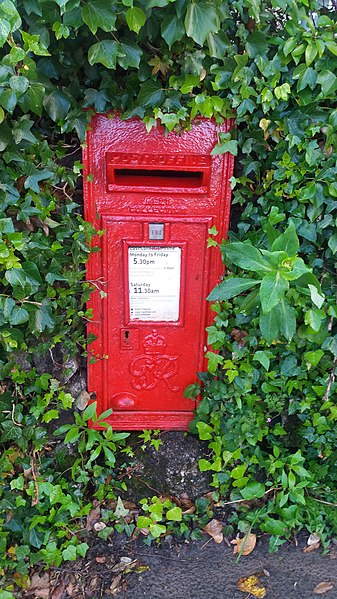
[{"xmin": 83, "ymin": 115, "xmax": 234, "ymax": 430}]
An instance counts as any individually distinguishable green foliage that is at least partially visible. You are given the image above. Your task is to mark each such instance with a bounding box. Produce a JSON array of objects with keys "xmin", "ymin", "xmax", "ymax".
[
  {"xmin": 0, "ymin": 0, "xmax": 337, "ymax": 589},
  {"xmin": 136, "ymin": 495, "xmax": 213, "ymax": 544}
]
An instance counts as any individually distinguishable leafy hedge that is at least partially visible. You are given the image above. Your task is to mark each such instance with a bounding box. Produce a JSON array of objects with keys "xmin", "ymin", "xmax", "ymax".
[{"xmin": 0, "ymin": 0, "xmax": 337, "ymax": 589}]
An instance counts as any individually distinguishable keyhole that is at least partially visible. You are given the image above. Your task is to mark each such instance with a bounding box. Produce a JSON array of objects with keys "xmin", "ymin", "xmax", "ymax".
[{"xmin": 124, "ymin": 330, "xmax": 130, "ymax": 339}]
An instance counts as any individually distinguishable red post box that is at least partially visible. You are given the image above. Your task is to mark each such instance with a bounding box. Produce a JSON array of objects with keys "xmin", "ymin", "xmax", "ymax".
[{"xmin": 83, "ymin": 115, "xmax": 234, "ymax": 430}]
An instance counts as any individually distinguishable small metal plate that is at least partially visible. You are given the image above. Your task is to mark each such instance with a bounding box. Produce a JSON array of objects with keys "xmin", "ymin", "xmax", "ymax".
[{"xmin": 149, "ymin": 223, "xmax": 164, "ymax": 240}]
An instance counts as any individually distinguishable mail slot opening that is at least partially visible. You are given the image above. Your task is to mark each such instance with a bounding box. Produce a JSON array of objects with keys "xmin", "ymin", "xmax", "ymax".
[{"xmin": 113, "ymin": 168, "xmax": 204, "ymax": 188}]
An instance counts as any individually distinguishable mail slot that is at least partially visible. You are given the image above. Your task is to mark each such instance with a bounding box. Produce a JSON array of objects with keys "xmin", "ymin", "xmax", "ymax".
[{"xmin": 83, "ymin": 115, "xmax": 234, "ymax": 430}]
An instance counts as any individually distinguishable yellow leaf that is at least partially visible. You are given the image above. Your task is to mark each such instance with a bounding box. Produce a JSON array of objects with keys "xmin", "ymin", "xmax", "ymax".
[
  {"xmin": 237, "ymin": 574, "xmax": 267, "ymax": 598},
  {"xmin": 14, "ymin": 572, "xmax": 30, "ymax": 590}
]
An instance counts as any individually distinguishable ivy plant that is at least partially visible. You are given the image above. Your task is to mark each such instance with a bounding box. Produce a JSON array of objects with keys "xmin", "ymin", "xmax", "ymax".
[{"xmin": 0, "ymin": 0, "xmax": 337, "ymax": 591}]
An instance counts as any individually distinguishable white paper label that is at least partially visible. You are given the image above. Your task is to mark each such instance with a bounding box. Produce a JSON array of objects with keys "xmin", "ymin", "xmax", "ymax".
[{"xmin": 128, "ymin": 246, "xmax": 181, "ymax": 321}]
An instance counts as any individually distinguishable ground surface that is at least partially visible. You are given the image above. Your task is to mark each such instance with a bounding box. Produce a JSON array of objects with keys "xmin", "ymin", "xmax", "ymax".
[
  {"xmin": 28, "ymin": 532, "xmax": 337, "ymax": 598},
  {"xmin": 118, "ymin": 536, "xmax": 337, "ymax": 599}
]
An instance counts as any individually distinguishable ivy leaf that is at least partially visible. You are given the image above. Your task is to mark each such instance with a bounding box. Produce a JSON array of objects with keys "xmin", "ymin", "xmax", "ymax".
[
  {"xmin": 245, "ymin": 31, "xmax": 268, "ymax": 58},
  {"xmin": 166, "ymin": 506, "xmax": 182, "ymax": 521},
  {"xmin": 207, "ymin": 277, "xmax": 260, "ymax": 301},
  {"xmin": 253, "ymin": 351, "xmax": 270, "ymax": 371},
  {"xmin": 207, "ymin": 30, "xmax": 230, "ymax": 59},
  {"xmin": 0, "ymin": 88, "xmax": 17, "ymax": 113},
  {"xmin": 0, "ymin": 19, "xmax": 11, "ymax": 48},
  {"xmin": 137, "ymin": 79, "xmax": 165, "ymax": 107},
  {"xmin": 240, "ymin": 481, "xmax": 265, "ymax": 500},
  {"xmin": 205, "ymin": 351, "xmax": 223, "ymax": 374},
  {"xmin": 161, "ymin": 14, "xmax": 185, "ymax": 49},
  {"xmin": 0, "ymin": 420, "xmax": 23, "ymax": 443},
  {"xmin": 317, "ymin": 70, "xmax": 337, "ymax": 96},
  {"xmin": 32, "ymin": 301, "xmax": 55, "ymax": 333},
  {"xmin": 81, "ymin": 0, "xmax": 116, "ymax": 34},
  {"xmin": 21, "ymin": 31, "xmax": 50, "ymax": 56},
  {"xmin": 62, "ymin": 544, "xmax": 77, "ymax": 561},
  {"xmin": 0, "ymin": 121, "xmax": 12, "ymax": 151},
  {"xmin": 125, "ymin": 7, "xmax": 146, "ymax": 34},
  {"xmin": 88, "ymin": 40, "xmax": 122, "ymax": 69},
  {"xmin": 260, "ymin": 272, "xmax": 289, "ymax": 313},
  {"xmin": 43, "ymin": 90, "xmax": 71, "ymax": 122},
  {"xmin": 328, "ymin": 234, "xmax": 337, "ymax": 255},
  {"xmin": 211, "ymin": 138, "xmax": 238, "ymax": 156},
  {"xmin": 24, "ymin": 169, "xmax": 54, "ymax": 192},
  {"xmin": 0, "ymin": 0, "xmax": 21, "ymax": 32},
  {"xmin": 9, "ymin": 306, "xmax": 29, "ymax": 325},
  {"xmin": 18, "ymin": 82, "xmax": 45, "ymax": 116},
  {"xmin": 118, "ymin": 41, "xmax": 142, "ymax": 70},
  {"xmin": 185, "ymin": 1, "xmax": 220, "ymax": 46}
]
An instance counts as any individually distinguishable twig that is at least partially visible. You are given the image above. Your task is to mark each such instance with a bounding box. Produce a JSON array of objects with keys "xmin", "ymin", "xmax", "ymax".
[
  {"xmin": 30, "ymin": 453, "xmax": 39, "ymax": 506},
  {"xmin": 11, "ymin": 404, "xmax": 23, "ymax": 427},
  {"xmin": 323, "ymin": 356, "xmax": 337, "ymax": 402},
  {"xmin": 311, "ymin": 496, "xmax": 337, "ymax": 507},
  {"xmin": 200, "ymin": 537, "xmax": 213, "ymax": 549}
]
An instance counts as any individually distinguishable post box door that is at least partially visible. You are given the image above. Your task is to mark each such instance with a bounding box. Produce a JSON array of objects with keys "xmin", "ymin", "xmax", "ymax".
[{"xmin": 101, "ymin": 216, "xmax": 213, "ymax": 418}]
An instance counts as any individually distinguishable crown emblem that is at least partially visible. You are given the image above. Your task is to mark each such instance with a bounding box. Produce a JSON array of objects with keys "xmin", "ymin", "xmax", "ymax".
[{"xmin": 143, "ymin": 329, "xmax": 167, "ymax": 354}]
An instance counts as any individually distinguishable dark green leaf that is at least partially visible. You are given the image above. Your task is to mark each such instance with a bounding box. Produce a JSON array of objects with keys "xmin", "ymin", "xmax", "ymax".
[
  {"xmin": 245, "ymin": 31, "xmax": 268, "ymax": 58},
  {"xmin": 81, "ymin": 0, "xmax": 116, "ymax": 34},
  {"xmin": 161, "ymin": 14, "xmax": 185, "ymax": 49},
  {"xmin": 277, "ymin": 300, "xmax": 296, "ymax": 341},
  {"xmin": 88, "ymin": 40, "xmax": 122, "ymax": 69},
  {"xmin": 43, "ymin": 90, "xmax": 71, "ymax": 122},
  {"xmin": 18, "ymin": 81, "xmax": 45, "ymax": 116},
  {"xmin": 223, "ymin": 243, "xmax": 273, "ymax": 273},
  {"xmin": 137, "ymin": 79, "xmax": 165, "ymax": 107},
  {"xmin": 207, "ymin": 277, "xmax": 260, "ymax": 301},
  {"xmin": 185, "ymin": 1, "xmax": 219, "ymax": 46},
  {"xmin": 240, "ymin": 481, "xmax": 265, "ymax": 500},
  {"xmin": 259, "ymin": 305, "xmax": 281, "ymax": 343},
  {"xmin": 118, "ymin": 41, "xmax": 142, "ymax": 69},
  {"xmin": 32, "ymin": 301, "xmax": 55, "ymax": 333},
  {"xmin": 271, "ymin": 221, "xmax": 299, "ymax": 256},
  {"xmin": 0, "ymin": 88, "xmax": 17, "ymax": 112},
  {"xmin": 260, "ymin": 272, "xmax": 289, "ymax": 313}
]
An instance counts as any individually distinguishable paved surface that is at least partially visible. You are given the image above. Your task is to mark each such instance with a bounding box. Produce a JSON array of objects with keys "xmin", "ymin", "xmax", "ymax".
[{"xmin": 118, "ymin": 537, "xmax": 337, "ymax": 599}]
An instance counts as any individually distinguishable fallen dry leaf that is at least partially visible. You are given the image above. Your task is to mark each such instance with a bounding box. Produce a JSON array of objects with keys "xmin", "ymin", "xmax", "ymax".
[
  {"xmin": 26, "ymin": 573, "xmax": 50, "ymax": 598},
  {"xmin": 231, "ymin": 533, "xmax": 257, "ymax": 556},
  {"xmin": 111, "ymin": 557, "xmax": 135, "ymax": 575},
  {"xmin": 108, "ymin": 573, "xmax": 122, "ymax": 596},
  {"xmin": 50, "ymin": 582, "xmax": 65, "ymax": 599},
  {"xmin": 308, "ymin": 533, "xmax": 321, "ymax": 546},
  {"xmin": 203, "ymin": 519, "xmax": 224, "ymax": 544},
  {"xmin": 86, "ymin": 505, "xmax": 101, "ymax": 531},
  {"xmin": 314, "ymin": 581, "xmax": 335, "ymax": 595},
  {"xmin": 304, "ymin": 542, "xmax": 321, "ymax": 553},
  {"xmin": 237, "ymin": 574, "xmax": 266, "ymax": 598},
  {"xmin": 94, "ymin": 521, "xmax": 106, "ymax": 532}
]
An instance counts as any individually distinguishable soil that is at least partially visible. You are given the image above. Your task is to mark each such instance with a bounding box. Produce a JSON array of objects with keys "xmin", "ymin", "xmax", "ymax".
[
  {"xmin": 117, "ymin": 535, "xmax": 337, "ymax": 599},
  {"xmin": 46, "ymin": 533, "xmax": 337, "ymax": 599}
]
